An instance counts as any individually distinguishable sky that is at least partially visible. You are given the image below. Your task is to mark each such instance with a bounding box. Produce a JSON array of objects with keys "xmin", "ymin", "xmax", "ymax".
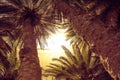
[{"xmin": 37, "ymin": 29, "xmax": 71, "ymax": 80}]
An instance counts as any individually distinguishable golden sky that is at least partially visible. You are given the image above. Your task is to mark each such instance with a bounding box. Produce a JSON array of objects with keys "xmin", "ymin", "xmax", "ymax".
[{"xmin": 37, "ymin": 29, "xmax": 71, "ymax": 80}]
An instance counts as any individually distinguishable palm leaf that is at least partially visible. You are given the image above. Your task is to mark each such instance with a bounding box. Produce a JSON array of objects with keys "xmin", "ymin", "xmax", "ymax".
[
  {"xmin": 62, "ymin": 45, "xmax": 76, "ymax": 64},
  {"xmin": 32, "ymin": 0, "xmax": 39, "ymax": 5},
  {"xmin": 86, "ymin": 50, "xmax": 92, "ymax": 67},
  {"xmin": 0, "ymin": 0, "xmax": 60, "ymax": 49},
  {"xmin": 52, "ymin": 58, "xmax": 71, "ymax": 68},
  {"xmin": 44, "ymin": 40, "xmax": 110, "ymax": 80},
  {"xmin": 0, "ymin": 62, "xmax": 6, "ymax": 77},
  {"xmin": 0, "ymin": 51, "xmax": 10, "ymax": 70},
  {"xmin": 72, "ymin": 45, "xmax": 84, "ymax": 65},
  {"xmin": 64, "ymin": 23, "xmax": 83, "ymax": 46},
  {"xmin": 0, "ymin": 5, "xmax": 18, "ymax": 14},
  {"xmin": 6, "ymin": 0, "xmax": 23, "ymax": 8},
  {"xmin": 49, "ymin": 63, "xmax": 62, "ymax": 69},
  {"xmin": 0, "ymin": 30, "xmax": 22, "ymax": 79},
  {"xmin": 42, "ymin": 73, "xmax": 56, "ymax": 77},
  {"xmin": 90, "ymin": 56, "xmax": 100, "ymax": 69},
  {"xmin": 0, "ymin": 20, "xmax": 15, "ymax": 31},
  {"xmin": 0, "ymin": 37, "xmax": 12, "ymax": 53},
  {"xmin": 46, "ymin": 64, "xmax": 71, "ymax": 77}
]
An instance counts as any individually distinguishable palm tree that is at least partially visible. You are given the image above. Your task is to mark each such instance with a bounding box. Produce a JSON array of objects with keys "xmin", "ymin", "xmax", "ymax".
[
  {"xmin": 44, "ymin": 41, "xmax": 113, "ymax": 80},
  {"xmin": 55, "ymin": 0, "xmax": 120, "ymax": 79},
  {"xmin": 64, "ymin": 20, "xmax": 114, "ymax": 80},
  {"xmin": 0, "ymin": 0, "xmax": 59, "ymax": 80}
]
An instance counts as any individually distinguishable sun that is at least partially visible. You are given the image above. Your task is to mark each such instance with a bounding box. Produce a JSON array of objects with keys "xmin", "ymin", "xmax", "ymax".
[
  {"xmin": 44, "ymin": 29, "xmax": 70, "ymax": 57},
  {"xmin": 37, "ymin": 29, "xmax": 70, "ymax": 51},
  {"xmin": 47, "ymin": 29, "xmax": 69, "ymax": 50},
  {"xmin": 37, "ymin": 29, "xmax": 70, "ymax": 58},
  {"xmin": 37, "ymin": 29, "xmax": 71, "ymax": 78}
]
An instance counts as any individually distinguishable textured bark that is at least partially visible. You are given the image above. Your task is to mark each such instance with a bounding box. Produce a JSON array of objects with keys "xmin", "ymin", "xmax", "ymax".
[
  {"xmin": 16, "ymin": 48, "xmax": 41, "ymax": 80},
  {"xmin": 16, "ymin": 20, "xmax": 41, "ymax": 80},
  {"xmin": 23, "ymin": 19, "xmax": 37, "ymax": 55},
  {"xmin": 55, "ymin": 0, "xmax": 120, "ymax": 79}
]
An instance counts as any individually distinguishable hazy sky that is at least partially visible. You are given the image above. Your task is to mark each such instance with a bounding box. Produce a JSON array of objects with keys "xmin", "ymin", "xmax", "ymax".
[{"xmin": 37, "ymin": 29, "xmax": 71, "ymax": 80}]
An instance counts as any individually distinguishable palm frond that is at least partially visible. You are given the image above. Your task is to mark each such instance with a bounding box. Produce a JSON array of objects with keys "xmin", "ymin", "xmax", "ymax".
[
  {"xmin": 63, "ymin": 0, "xmax": 88, "ymax": 11},
  {"xmin": 42, "ymin": 73, "xmax": 56, "ymax": 77},
  {"xmin": 0, "ymin": 37, "xmax": 15, "ymax": 78},
  {"xmin": 52, "ymin": 58, "xmax": 71, "ymax": 68},
  {"xmin": 32, "ymin": 0, "xmax": 39, "ymax": 5},
  {"xmin": 62, "ymin": 46, "xmax": 75, "ymax": 64},
  {"xmin": 72, "ymin": 45, "xmax": 84, "ymax": 65},
  {"xmin": 86, "ymin": 49, "xmax": 92, "ymax": 67},
  {"xmin": 64, "ymin": 22, "xmax": 83, "ymax": 46},
  {"xmin": 0, "ymin": 37, "xmax": 12, "ymax": 53},
  {"xmin": 0, "ymin": 30, "xmax": 22, "ymax": 78},
  {"xmin": 0, "ymin": 50, "xmax": 10, "ymax": 70},
  {"xmin": 0, "ymin": 0, "xmax": 60, "ymax": 49},
  {"xmin": 35, "ymin": 0, "xmax": 53, "ymax": 13},
  {"xmin": 0, "ymin": 4, "xmax": 18, "ymax": 14},
  {"xmin": 5, "ymin": 0, "xmax": 23, "ymax": 8},
  {"xmin": 49, "ymin": 63, "xmax": 63, "ymax": 69},
  {"xmin": 46, "ymin": 64, "xmax": 71, "ymax": 77},
  {"xmin": 0, "ymin": 20, "xmax": 15, "ymax": 31},
  {"xmin": 90, "ymin": 56, "xmax": 100, "ymax": 68},
  {"xmin": 0, "ymin": 62, "xmax": 6, "ymax": 77},
  {"xmin": 44, "ymin": 41, "xmax": 110, "ymax": 80}
]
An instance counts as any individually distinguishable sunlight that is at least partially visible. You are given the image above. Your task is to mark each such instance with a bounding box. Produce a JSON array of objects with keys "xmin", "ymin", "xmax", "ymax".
[
  {"xmin": 37, "ymin": 29, "xmax": 71, "ymax": 80},
  {"xmin": 47, "ymin": 29, "xmax": 69, "ymax": 50},
  {"xmin": 37, "ymin": 29, "xmax": 70, "ymax": 69},
  {"xmin": 38, "ymin": 29, "xmax": 70, "ymax": 58}
]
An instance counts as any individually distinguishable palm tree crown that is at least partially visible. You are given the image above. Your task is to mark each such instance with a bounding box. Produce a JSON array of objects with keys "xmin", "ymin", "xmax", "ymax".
[
  {"xmin": 0, "ymin": 0, "xmax": 59, "ymax": 79},
  {"xmin": 0, "ymin": 0, "xmax": 58, "ymax": 47}
]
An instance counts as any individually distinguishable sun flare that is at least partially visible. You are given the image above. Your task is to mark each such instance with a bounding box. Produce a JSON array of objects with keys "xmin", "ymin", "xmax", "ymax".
[
  {"xmin": 38, "ymin": 29, "xmax": 70, "ymax": 50},
  {"xmin": 37, "ymin": 29, "xmax": 70, "ymax": 58},
  {"xmin": 47, "ymin": 30, "xmax": 69, "ymax": 50}
]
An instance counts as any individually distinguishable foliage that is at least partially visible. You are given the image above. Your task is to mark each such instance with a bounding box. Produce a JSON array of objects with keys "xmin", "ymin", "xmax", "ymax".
[
  {"xmin": 65, "ymin": 24, "xmax": 83, "ymax": 47},
  {"xmin": 0, "ymin": 0, "xmax": 63, "ymax": 79},
  {"xmin": 55, "ymin": 0, "xmax": 120, "ymax": 79},
  {"xmin": 44, "ymin": 41, "xmax": 113, "ymax": 80},
  {"xmin": 0, "ymin": 33, "xmax": 22, "ymax": 80},
  {"xmin": 0, "ymin": 0, "xmax": 61, "ymax": 48}
]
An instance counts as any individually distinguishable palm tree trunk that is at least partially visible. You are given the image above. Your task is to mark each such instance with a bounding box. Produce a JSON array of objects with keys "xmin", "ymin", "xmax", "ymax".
[
  {"xmin": 16, "ymin": 19, "xmax": 41, "ymax": 80},
  {"xmin": 55, "ymin": 0, "xmax": 120, "ymax": 79}
]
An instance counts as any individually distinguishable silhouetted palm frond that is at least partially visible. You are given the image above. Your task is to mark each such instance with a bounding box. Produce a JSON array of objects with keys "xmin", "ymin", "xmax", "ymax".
[
  {"xmin": 44, "ymin": 41, "xmax": 111, "ymax": 80},
  {"xmin": 61, "ymin": 20, "xmax": 83, "ymax": 47},
  {"xmin": 0, "ymin": 32, "xmax": 22, "ymax": 80}
]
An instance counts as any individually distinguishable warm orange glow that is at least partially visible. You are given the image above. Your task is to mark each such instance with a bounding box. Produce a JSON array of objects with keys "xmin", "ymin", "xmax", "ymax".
[
  {"xmin": 37, "ymin": 29, "xmax": 71, "ymax": 80},
  {"xmin": 47, "ymin": 29, "xmax": 69, "ymax": 49},
  {"xmin": 37, "ymin": 29, "xmax": 70, "ymax": 67},
  {"xmin": 38, "ymin": 29, "xmax": 70, "ymax": 57}
]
